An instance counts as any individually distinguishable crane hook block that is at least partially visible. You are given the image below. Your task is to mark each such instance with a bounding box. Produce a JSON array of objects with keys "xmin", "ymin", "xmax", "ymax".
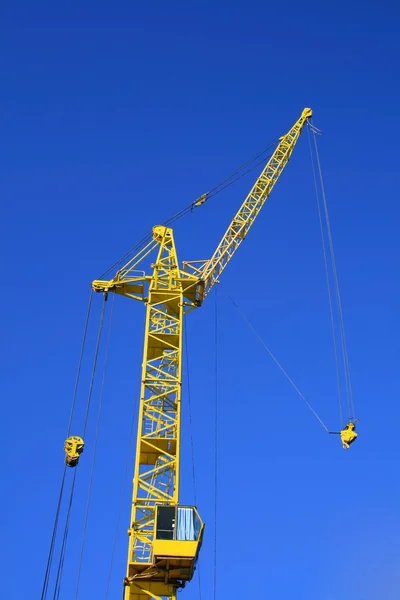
[
  {"xmin": 64, "ymin": 436, "xmax": 84, "ymax": 467},
  {"xmin": 340, "ymin": 422, "xmax": 357, "ymax": 450}
]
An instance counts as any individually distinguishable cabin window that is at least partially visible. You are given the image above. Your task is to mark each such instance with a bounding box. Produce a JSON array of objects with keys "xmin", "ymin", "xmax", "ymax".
[
  {"xmin": 155, "ymin": 506, "xmax": 201, "ymax": 541},
  {"xmin": 177, "ymin": 507, "xmax": 195, "ymax": 541},
  {"xmin": 156, "ymin": 506, "xmax": 175, "ymax": 540}
]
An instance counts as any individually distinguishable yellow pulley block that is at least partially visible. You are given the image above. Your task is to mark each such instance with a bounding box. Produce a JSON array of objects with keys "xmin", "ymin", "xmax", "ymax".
[
  {"xmin": 64, "ymin": 435, "xmax": 84, "ymax": 467},
  {"xmin": 340, "ymin": 422, "xmax": 357, "ymax": 450},
  {"xmin": 329, "ymin": 421, "xmax": 358, "ymax": 449}
]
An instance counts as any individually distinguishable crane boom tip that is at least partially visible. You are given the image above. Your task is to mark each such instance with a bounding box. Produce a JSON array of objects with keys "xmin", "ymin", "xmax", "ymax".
[{"xmin": 302, "ymin": 107, "xmax": 313, "ymax": 119}]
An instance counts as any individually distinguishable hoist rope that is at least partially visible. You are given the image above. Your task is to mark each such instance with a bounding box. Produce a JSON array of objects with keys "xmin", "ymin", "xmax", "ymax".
[
  {"xmin": 82, "ymin": 296, "xmax": 107, "ymax": 437},
  {"xmin": 184, "ymin": 324, "xmax": 202, "ymax": 600},
  {"xmin": 213, "ymin": 288, "xmax": 219, "ymax": 600},
  {"xmin": 105, "ymin": 361, "xmax": 141, "ymax": 600},
  {"xmin": 75, "ymin": 295, "xmax": 113, "ymax": 600},
  {"xmin": 229, "ymin": 295, "xmax": 330, "ymax": 433},
  {"xmin": 99, "ymin": 141, "xmax": 279, "ymax": 279},
  {"xmin": 41, "ymin": 292, "xmax": 95, "ymax": 600},
  {"xmin": 312, "ymin": 131, "xmax": 355, "ymax": 420},
  {"xmin": 67, "ymin": 291, "xmax": 93, "ymax": 437},
  {"xmin": 53, "ymin": 469, "xmax": 77, "ymax": 600},
  {"xmin": 43, "ymin": 295, "xmax": 108, "ymax": 600},
  {"xmin": 40, "ymin": 466, "xmax": 67, "ymax": 600},
  {"xmin": 184, "ymin": 325, "xmax": 198, "ymax": 505},
  {"xmin": 307, "ymin": 127, "xmax": 343, "ymax": 427},
  {"xmin": 308, "ymin": 124, "xmax": 355, "ymax": 422}
]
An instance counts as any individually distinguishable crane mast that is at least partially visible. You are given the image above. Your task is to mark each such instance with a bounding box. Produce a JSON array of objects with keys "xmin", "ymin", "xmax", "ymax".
[
  {"xmin": 92, "ymin": 108, "xmax": 312, "ymax": 600},
  {"xmin": 124, "ymin": 228, "xmax": 191, "ymax": 599}
]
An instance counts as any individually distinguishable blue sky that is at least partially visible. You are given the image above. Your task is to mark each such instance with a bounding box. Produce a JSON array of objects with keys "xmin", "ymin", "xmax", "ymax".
[{"xmin": 1, "ymin": 2, "xmax": 399, "ymax": 599}]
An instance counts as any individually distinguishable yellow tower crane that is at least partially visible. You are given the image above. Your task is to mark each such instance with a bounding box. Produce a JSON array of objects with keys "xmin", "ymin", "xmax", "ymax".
[{"xmin": 89, "ymin": 108, "xmax": 312, "ymax": 600}]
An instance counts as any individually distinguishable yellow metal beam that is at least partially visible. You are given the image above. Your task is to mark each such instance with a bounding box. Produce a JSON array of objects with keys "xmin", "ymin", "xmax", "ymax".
[
  {"xmin": 125, "ymin": 227, "xmax": 183, "ymax": 600},
  {"xmin": 193, "ymin": 107, "xmax": 312, "ymax": 297},
  {"xmin": 127, "ymin": 581, "xmax": 176, "ymax": 600}
]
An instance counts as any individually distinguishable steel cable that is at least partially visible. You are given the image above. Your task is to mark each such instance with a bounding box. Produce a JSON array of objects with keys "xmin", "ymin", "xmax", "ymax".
[
  {"xmin": 99, "ymin": 141, "xmax": 279, "ymax": 280},
  {"xmin": 40, "ymin": 466, "xmax": 67, "ymax": 600},
  {"xmin": 229, "ymin": 295, "xmax": 330, "ymax": 432},
  {"xmin": 213, "ymin": 288, "xmax": 219, "ymax": 600},
  {"xmin": 41, "ymin": 291, "xmax": 94, "ymax": 600},
  {"xmin": 53, "ymin": 469, "xmax": 78, "ymax": 600},
  {"xmin": 82, "ymin": 296, "xmax": 107, "ymax": 438},
  {"xmin": 104, "ymin": 362, "xmax": 141, "ymax": 600},
  {"xmin": 307, "ymin": 126, "xmax": 344, "ymax": 427},
  {"xmin": 75, "ymin": 295, "xmax": 112, "ymax": 599},
  {"xmin": 310, "ymin": 128, "xmax": 355, "ymax": 420},
  {"xmin": 184, "ymin": 324, "xmax": 202, "ymax": 600},
  {"xmin": 67, "ymin": 291, "xmax": 94, "ymax": 437}
]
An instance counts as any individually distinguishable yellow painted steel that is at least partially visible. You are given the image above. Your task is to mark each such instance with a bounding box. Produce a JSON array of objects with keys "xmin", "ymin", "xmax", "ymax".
[
  {"xmin": 92, "ymin": 109, "xmax": 312, "ymax": 600},
  {"xmin": 340, "ymin": 422, "xmax": 357, "ymax": 449},
  {"xmin": 126, "ymin": 227, "xmax": 184, "ymax": 600},
  {"xmin": 183, "ymin": 108, "xmax": 312, "ymax": 298},
  {"xmin": 64, "ymin": 435, "xmax": 84, "ymax": 467}
]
